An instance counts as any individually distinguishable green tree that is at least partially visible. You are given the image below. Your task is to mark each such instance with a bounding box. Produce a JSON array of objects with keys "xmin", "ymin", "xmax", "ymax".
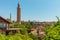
[{"xmin": 43, "ymin": 16, "xmax": 60, "ymax": 40}]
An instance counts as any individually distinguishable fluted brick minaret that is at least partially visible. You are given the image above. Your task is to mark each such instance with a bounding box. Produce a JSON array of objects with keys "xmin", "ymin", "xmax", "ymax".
[{"xmin": 17, "ymin": 2, "xmax": 21, "ymax": 24}]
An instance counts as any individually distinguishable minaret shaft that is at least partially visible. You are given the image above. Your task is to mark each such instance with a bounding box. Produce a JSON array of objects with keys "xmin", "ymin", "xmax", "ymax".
[
  {"xmin": 17, "ymin": 3, "xmax": 21, "ymax": 24},
  {"xmin": 10, "ymin": 13, "xmax": 11, "ymax": 22}
]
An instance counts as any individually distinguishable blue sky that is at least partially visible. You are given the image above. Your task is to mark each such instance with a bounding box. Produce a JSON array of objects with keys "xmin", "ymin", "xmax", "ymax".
[{"xmin": 0, "ymin": 0, "xmax": 60, "ymax": 22}]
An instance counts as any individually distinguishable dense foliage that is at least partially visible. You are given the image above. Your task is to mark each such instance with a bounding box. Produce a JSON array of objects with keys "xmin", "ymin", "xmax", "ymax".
[
  {"xmin": 0, "ymin": 33, "xmax": 33, "ymax": 40},
  {"xmin": 0, "ymin": 23, "xmax": 39, "ymax": 40},
  {"xmin": 43, "ymin": 16, "xmax": 60, "ymax": 40},
  {"xmin": 0, "ymin": 27, "xmax": 39, "ymax": 40},
  {"xmin": 10, "ymin": 20, "xmax": 37, "ymax": 28},
  {"xmin": 29, "ymin": 33, "xmax": 39, "ymax": 40},
  {"xmin": 2, "ymin": 17, "xmax": 60, "ymax": 40}
]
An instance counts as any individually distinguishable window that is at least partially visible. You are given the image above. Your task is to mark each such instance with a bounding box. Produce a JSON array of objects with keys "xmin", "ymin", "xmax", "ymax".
[
  {"xmin": 4, "ymin": 24, "xmax": 7, "ymax": 27},
  {"xmin": 0, "ymin": 23, "xmax": 7, "ymax": 28},
  {"xmin": 0, "ymin": 23, "xmax": 3, "ymax": 27}
]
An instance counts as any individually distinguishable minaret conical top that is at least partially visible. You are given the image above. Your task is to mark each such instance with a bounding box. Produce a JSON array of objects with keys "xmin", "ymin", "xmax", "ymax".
[{"xmin": 18, "ymin": 2, "xmax": 20, "ymax": 8}]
